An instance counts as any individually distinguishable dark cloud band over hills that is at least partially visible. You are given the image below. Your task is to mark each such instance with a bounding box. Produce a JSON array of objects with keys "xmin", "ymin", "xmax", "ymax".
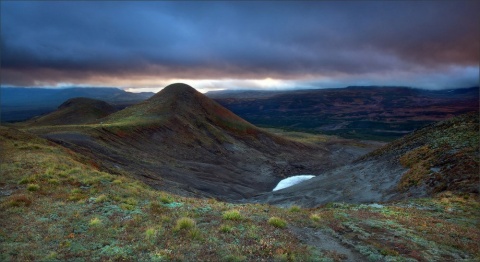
[{"xmin": 1, "ymin": 1, "xmax": 478, "ymax": 91}]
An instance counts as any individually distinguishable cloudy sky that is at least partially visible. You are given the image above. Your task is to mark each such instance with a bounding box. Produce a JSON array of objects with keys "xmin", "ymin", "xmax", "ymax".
[{"xmin": 1, "ymin": 1, "xmax": 478, "ymax": 92}]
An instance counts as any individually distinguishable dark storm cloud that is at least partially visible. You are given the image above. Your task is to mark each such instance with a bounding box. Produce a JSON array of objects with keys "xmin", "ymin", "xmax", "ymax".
[{"xmin": 1, "ymin": 1, "xmax": 478, "ymax": 88}]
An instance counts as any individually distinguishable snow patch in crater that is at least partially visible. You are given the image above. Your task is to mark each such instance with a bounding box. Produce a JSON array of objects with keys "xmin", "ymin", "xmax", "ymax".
[{"xmin": 272, "ymin": 175, "xmax": 315, "ymax": 191}]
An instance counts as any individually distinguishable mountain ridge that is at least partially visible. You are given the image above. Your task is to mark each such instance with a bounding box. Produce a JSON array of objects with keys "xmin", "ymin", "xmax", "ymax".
[{"xmin": 211, "ymin": 86, "xmax": 479, "ymax": 141}]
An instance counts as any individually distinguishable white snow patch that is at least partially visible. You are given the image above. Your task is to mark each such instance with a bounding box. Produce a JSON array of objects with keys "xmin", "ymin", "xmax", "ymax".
[
  {"xmin": 368, "ymin": 203, "xmax": 384, "ymax": 209},
  {"xmin": 272, "ymin": 175, "xmax": 315, "ymax": 191}
]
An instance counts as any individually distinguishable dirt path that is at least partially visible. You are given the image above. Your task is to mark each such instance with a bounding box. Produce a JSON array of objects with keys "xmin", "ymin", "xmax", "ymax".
[{"xmin": 289, "ymin": 226, "xmax": 367, "ymax": 261}]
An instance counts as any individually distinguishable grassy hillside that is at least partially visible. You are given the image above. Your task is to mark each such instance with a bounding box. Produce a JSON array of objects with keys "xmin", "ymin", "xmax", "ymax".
[
  {"xmin": 367, "ymin": 112, "xmax": 479, "ymax": 195},
  {"xmin": 1, "ymin": 126, "xmax": 479, "ymax": 261}
]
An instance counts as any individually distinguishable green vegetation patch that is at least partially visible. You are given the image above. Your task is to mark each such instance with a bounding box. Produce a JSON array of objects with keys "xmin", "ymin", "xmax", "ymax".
[
  {"xmin": 222, "ymin": 209, "xmax": 243, "ymax": 221},
  {"xmin": 268, "ymin": 217, "xmax": 287, "ymax": 228},
  {"xmin": 174, "ymin": 217, "xmax": 196, "ymax": 231}
]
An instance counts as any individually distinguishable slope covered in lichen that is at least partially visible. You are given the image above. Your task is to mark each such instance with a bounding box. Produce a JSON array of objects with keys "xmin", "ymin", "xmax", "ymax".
[{"xmin": 392, "ymin": 113, "xmax": 479, "ymax": 194}]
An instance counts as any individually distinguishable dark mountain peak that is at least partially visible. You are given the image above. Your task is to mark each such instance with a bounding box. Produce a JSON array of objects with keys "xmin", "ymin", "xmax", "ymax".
[
  {"xmin": 145, "ymin": 83, "xmax": 206, "ymax": 109},
  {"xmin": 58, "ymin": 97, "xmax": 111, "ymax": 109},
  {"xmin": 148, "ymin": 83, "xmax": 199, "ymax": 101},
  {"xmin": 27, "ymin": 97, "xmax": 117, "ymax": 126},
  {"xmin": 161, "ymin": 83, "xmax": 197, "ymax": 95},
  {"xmin": 100, "ymin": 83, "xmax": 299, "ymax": 149},
  {"xmin": 104, "ymin": 83, "xmax": 253, "ymax": 128}
]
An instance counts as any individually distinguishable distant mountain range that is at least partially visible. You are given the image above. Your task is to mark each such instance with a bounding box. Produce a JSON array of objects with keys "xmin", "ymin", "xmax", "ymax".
[
  {"xmin": 3, "ymin": 86, "xmax": 478, "ymax": 142},
  {"xmin": 1, "ymin": 87, "xmax": 154, "ymax": 122},
  {"xmin": 209, "ymin": 86, "xmax": 479, "ymax": 141}
]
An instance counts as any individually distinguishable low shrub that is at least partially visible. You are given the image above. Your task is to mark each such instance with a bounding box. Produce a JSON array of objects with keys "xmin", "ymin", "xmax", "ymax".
[
  {"xmin": 89, "ymin": 217, "xmax": 102, "ymax": 227},
  {"xmin": 95, "ymin": 194, "xmax": 108, "ymax": 203},
  {"xmin": 289, "ymin": 205, "xmax": 301, "ymax": 213},
  {"xmin": 160, "ymin": 195, "xmax": 173, "ymax": 204},
  {"xmin": 189, "ymin": 228, "xmax": 202, "ymax": 240},
  {"xmin": 26, "ymin": 184, "xmax": 40, "ymax": 191},
  {"xmin": 145, "ymin": 228, "xmax": 157, "ymax": 240},
  {"xmin": 18, "ymin": 176, "xmax": 33, "ymax": 185},
  {"xmin": 310, "ymin": 214, "xmax": 321, "ymax": 222},
  {"xmin": 222, "ymin": 210, "xmax": 242, "ymax": 221},
  {"xmin": 174, "ymin": 217, "xmax": 195, "ymax": 231},
  {"xmin": 219, "ymin": 224, "xmax": 233, "ymax": 233},
  {"xmin": 268, "ymin": 217, "xmax": 287, "ymax": 228},
  {"xmin": 5, "ymin": 194, "xmax": 32, "ymax": 207}
]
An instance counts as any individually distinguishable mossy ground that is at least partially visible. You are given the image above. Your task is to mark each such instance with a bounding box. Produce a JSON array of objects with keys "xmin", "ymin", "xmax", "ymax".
[
  {"xmin": 396, "ymin": 113, "xmax": 479, "ymax": 193},
  {"xmin": 1, "ymin": 126, "xmax": 479, "ymax": 261}
]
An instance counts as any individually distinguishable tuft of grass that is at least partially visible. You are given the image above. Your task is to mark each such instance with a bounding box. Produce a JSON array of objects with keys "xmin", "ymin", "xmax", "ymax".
[
  {"xmin": 42, "ymin": 252, "xmax": 58, "ymax": 261},
  {"xmin": 150, "ymin": 202, "xmax": 165, "ymax": 214},
  {"xmin": 95, "ymin": 194, "xmax": 108, "ymax": 203},
  {"xmin": 189, "ymin": 228, "xmax": 202, "ymax": 240},
  {"xmin": 174, "ymin": 217, "xmax": 195, "ymax": 231},
  {"xmin": 380, "ymin": 248, "xmax": 399, "ymax": 257},
  {"xmin": 120, "ymin": 203, "xmax": 135, "ymax": 211},
  {"xmin": 289, "ymin": 205, "xmax": 301, "ymax": 213},
  {"xmin": 71, "ymin": 188, "xmax": 82, "ymax": 194},
  {"xmin": 219, "ymin": 224, "xmax": 233, "ymax": 233},
  {"xmin": 160, "ymin": 195, "xmax": 173, "ymax": 204},
  {"xmin": 268, "ymin": 217, "xmax": 287, "ymax": 228},
  {"xmin": 310, "ymin": 214, "xmax": 321, "ymax": 222},
  {"xmin": 26, "ymin": 184, "xmax": 40, "ymax": 191},
  {"xmin": 47, "ymin": 178, "xmax": 60, "ymax": 185},
  {"xmin": 112, "ymin": 179, "xmax": 123, "ymax": 184},
  {"xmin": 222, "ymin": 210, "xmax": 243, "ymax": 221},
  {"xmin": 18, "ymin": 176, "xmax": 34, "ymax": 185},
  {"xmin": 4, "ymin": 194, "xmax": 32, "ymax": 207},
  {"xmin": 145, "ymin": 228, "xmax": 157, "ymax": 240},
  {"xmin": 223, "ymin": 254, "xmax": 247, "ymax": 262},
  {"xmin": 89, "ymin": 217, "xmax": 102, "ymax": 227}
]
